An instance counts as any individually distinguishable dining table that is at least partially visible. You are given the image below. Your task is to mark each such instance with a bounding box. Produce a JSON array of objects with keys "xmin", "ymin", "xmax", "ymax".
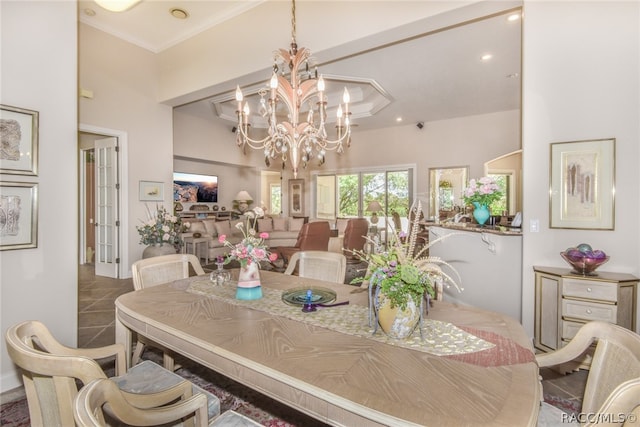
[{"xmin": 115, "ymin": 269, "xmax": 541, "ymax": 427}]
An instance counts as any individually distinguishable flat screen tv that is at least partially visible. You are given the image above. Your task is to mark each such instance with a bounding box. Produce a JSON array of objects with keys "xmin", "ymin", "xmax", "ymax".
[{"xmin": 173, "ymin": 172, "xmax": 218, "ymax": 203}]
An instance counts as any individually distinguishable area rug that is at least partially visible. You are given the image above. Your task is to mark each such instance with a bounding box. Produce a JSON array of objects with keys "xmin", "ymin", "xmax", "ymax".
[{"xmin": 0, "ymin": 349, "xmax": 328, "ymax": 427}]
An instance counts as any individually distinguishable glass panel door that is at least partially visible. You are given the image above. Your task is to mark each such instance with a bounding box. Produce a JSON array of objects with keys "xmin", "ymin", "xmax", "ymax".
[{"xmin": 94, "ymin": 137, "xmax": 119, "ymax": 278}]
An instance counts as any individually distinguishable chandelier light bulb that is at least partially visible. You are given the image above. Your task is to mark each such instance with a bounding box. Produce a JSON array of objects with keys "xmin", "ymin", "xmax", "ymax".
[{"xmin": 233, "ymin": 0, "xmax": 352, "ymax": 178}]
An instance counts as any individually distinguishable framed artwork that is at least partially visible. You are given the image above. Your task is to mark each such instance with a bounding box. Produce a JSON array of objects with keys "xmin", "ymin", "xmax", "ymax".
[
  {"xmin": 288, "ymin": 179, "xmax": 304, "ymax": 215},
  {"xmin": 0, "ymin": 181, "xmax": 38, "ymax": 250},
  {"xmin": 549, "ymin": 138, "xmax": 615, "ymax": 230},
  {"xmin": 139, "ymin": 181, "xmax": 164, "ymax": 201},
  {"xmin": 0, "ymin": 105, "xmax": 39, "ymax": 175}
]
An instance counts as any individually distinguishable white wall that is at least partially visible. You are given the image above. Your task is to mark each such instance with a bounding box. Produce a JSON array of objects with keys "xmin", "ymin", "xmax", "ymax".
[
  {"xmin": 521, "ymin": 1, "xmax": 640, "ymax": 335},
  {"xmin": 0, "ymin": 1, "xmax": 78, "ymax": 391},
  {"xmin": 79, "ymin": 24, "xmax": 174, "ymax": 271}
]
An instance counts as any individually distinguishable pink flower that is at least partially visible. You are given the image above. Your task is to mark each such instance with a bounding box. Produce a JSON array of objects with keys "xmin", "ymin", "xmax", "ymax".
[
  {"xmin": 259, "ymin": 232, "xmax": 269, "ymax": 239},
  {"xmin": 218, "ymin": 234, "xmax": 226, "ymax": 243},
  {"xmin": 269, "ymin": 253, "xmax": 278, "ymax": 261},
  {"xmin": 253, "ymin": 248, "xmax": 266, "ymax": 259}
]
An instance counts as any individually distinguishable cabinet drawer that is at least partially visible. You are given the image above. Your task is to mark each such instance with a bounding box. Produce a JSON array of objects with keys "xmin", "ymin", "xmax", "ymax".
[
  {"xmin": 562, "ymin": 320, "xmax": 585, "ymax": 340},
  {"xmin": 563, "ymin": 279, "xmax": 617, "ymax": 302},
  {"xmin": 562, "ymin": 299, "xmax": 617, "ymax": 322}
]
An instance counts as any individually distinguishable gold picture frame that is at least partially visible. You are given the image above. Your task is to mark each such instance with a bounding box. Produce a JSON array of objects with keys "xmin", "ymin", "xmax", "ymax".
[
  {"xmin": 0, "ymin": 181, "xmax": 38, "ymax": 250},
  {"xmin": 0, "ymin": 104, "xmax": 39, "ymax": 175},
  {"xmin": 288, "ymin": 179, "xmax": 304, "ymax": 215},
  {"xmin": 549, "ymin": 138, "xmax": 615, "ymax": 230}
]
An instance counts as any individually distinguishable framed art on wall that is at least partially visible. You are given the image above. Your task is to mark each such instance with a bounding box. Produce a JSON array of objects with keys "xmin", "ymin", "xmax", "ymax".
[
  {"xmin": 0, "ymin": 104, "xmax": 39, "ymax": 175},
  {"xmin": 288, "ymin": 179, "xmax": 304, "ymax": 215},
  {"xmin": 0, "ymin": 181, "xmax": 38, "ymax": 250},
  {"xmin": 549, "ymin": 138, "xmax": 615, "ymax": 230},
  {"xmin": 139, "ymin": 181, "xmax": 164, "ymax": 201}
]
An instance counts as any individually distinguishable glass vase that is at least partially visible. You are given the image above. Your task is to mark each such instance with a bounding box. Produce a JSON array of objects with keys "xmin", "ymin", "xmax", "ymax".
[{"xmin": 210, "ymin": 262, "xmax": 230, "ymax": 285}]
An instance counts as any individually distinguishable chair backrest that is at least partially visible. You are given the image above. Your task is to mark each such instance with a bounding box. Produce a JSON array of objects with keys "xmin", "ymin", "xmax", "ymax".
[
  {"xmin": 284, "ymin": 251, "xmax": 347, "ymax": 284},
  {"xmin": 132, "ymin": 253, "xmax": 205, "ymax": 290},
  {"xmin": 74, "ymin": 378, "xmax": 209, "ymax": 427},
  {"xmin": 342, "ymin": 218, "xmax": 369, "ymax": 259},
  {"xmin": 5, "ymin": 320, "xmax": 115, "ymax": 427},
  {"xmin": 538, "ymin": 321, "xmax": 640, "ymax": 415},
  {"xmin": 294, "ymin": 221, "xmax": 331, "ymax": 251}
]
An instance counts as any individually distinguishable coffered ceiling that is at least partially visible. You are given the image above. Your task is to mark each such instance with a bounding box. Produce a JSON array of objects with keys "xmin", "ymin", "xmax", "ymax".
[{"xmin": 78, "ymin": 1, "xmax": 521, "ymax": 131}]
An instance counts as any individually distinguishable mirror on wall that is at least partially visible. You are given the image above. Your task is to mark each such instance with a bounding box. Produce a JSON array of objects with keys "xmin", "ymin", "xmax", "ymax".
[
  {"xmin": 484, "ymin": 150, "xmax": 522, "ymax": 215},
  {"xmin": 428, "ymin": 166, "xmax": 468, "ymax": 221}
]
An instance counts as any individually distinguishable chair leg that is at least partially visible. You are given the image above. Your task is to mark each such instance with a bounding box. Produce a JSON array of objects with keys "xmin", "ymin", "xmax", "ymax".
[
  {"xmin": 131, "ymin": 342, "xmax": 145, "ymax": 366},
  {"xmin": 163, "ymin": 353, "xmax": 175, "ymax": 371}
]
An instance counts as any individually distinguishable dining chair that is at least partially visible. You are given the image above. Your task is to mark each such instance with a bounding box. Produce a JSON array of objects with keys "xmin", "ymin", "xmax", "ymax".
[
  {"xmin": 131, "ymin": 253, "xmax": 206, "ymax": 370},
  {"xmin": 5, "ymin": 320, "xmax": 220, "ymax": 427},
  {"xmin": 536, "ymin": 321, "xmax": 640, "ymax": 426},
  {"xmin": 74, "ymin": 378, "xmax": 261, "ymax": 427},
  {"xmin": 284, "ymin": 250, "xmax": 347, "ymax": 284}
]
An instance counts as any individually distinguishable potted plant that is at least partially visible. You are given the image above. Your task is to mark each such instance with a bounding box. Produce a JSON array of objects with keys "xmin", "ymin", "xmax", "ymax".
[
  {"xmin": 462, "ymin": 176, "xmax": 503, "ymax": 225},
  {"xmin": 352, "ymin": 201, "xmax": 462, "ymax": 339},
  {"xmin": 218, "ymin": 207, "xmax": 278, "ymax": 300},
  {"xmin": 136, "ymin": 205, "xmax": 185, "ymax": 258}
]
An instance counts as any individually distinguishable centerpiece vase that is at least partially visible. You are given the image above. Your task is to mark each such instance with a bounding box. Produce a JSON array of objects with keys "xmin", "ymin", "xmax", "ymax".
[
  {"xmin": 142, "ymin": 243, "xmax": 177, "ymax": 259},
  {"xmin": 236, "ymin": 261, "xmax": 262, "ymax": 300},
  {"xmin": 375, "ymin": 291, "xmax": 421, "ymax": 339},
  {"xmin": 472, "ymin": 202, "xmax": 490, "ymax": 226}
]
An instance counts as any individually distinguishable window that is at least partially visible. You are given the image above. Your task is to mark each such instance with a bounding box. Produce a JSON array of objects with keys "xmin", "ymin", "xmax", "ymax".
[
  {"xmin": 270, "ymin": 184, "xmax": 281, "ymax": 215},
  {"xmin": 315, "ymin": 168, "xmax": 412, "ymax": 240}
]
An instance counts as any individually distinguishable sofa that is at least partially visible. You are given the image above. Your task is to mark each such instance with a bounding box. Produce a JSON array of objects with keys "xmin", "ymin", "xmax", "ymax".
[{"xmin": 181, "ymin": 216, "xmax": 303, "ymax": 262}]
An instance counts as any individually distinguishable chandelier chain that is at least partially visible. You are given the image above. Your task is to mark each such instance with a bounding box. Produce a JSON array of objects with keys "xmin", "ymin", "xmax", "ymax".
[{"xmin": 291, "ymin": 0, "xmax": 296, "ymax": 44}]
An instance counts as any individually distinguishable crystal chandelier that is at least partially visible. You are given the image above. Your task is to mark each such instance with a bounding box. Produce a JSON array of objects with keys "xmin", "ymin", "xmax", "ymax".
[{"xmin": 234, "ymin": 0, "xmax": 351, "ymax": 179}]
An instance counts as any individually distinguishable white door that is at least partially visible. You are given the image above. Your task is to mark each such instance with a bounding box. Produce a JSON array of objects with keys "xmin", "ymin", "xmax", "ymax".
[{"xmin": 94, "ymin": 137, "xmax": 119, "ymax": 278}]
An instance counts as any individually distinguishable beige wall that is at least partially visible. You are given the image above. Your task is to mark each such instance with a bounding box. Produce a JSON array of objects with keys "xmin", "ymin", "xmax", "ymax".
[
  {"xmin": 0, "ymin": 1, "xmax": 78, "ymax": 391},
  {"xmin": 79, "ymin": 24, "xmax": 174, "ymax": 271},
  {"xmin": 521, "ymin": 1, "xmax": 640, "ymax": 334}
]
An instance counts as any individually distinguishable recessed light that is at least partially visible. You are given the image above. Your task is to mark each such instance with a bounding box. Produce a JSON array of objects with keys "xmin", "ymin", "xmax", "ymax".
[
  {"xmin": 170, "ymin": 8, "xmax": 189, "ymax": 19},
  {"xmin": 507, "ymin": 13, "xmax": 521, "ymax": 22},
  {"xmin": 396, "ymin": 117, "xmax": 403, "ymax": 123},
  {"xmin": 84, "ymin": 8, "xmax": 96, "ymax": 16},
  {"xmin": 481, "ymin": 54, "xmax": 493, "ymax": 61}
]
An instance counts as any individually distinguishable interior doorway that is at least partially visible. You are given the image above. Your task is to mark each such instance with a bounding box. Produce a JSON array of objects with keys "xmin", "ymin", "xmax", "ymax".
[{"xmin": 78, "ymin": 125, "xmax": 129, "ymax": 279}]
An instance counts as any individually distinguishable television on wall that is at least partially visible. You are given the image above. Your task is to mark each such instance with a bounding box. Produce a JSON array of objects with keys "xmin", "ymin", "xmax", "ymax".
[{"xmin": 173, "ymin": 172, "xmax": 218, "ymax": 203}]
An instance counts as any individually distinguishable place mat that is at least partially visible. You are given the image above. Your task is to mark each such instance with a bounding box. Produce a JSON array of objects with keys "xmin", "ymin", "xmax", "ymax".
[{"xmin": 182, "ymin": 277, "xmax": 495, "ymax": 357}]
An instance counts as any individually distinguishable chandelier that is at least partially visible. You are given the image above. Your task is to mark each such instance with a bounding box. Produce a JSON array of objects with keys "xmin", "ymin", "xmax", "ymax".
[{"xmin": 234, "ymin": 0, "xmax": 351, "ymax": 178}]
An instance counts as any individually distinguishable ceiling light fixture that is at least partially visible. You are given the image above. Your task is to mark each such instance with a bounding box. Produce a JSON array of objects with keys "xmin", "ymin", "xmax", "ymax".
[
  {"xmin": 481, "ymin": 54, "xmax": 493, "ymax": 61},
  {"xmin": 94, "ymin": 0, "xmax": 141, "ymax": 12},
  {"xmin": 234, "ymin": 0, "xmax": 351, "ymax": 178},
  {"xmin": 170, "ymin": 8, "xmax": 188, "ymax": 19}
]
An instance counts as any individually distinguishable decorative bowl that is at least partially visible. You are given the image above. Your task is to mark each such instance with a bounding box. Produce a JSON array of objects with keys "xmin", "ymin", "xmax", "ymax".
[{"xmin": 560, "ymin": 252, "xmax": 609, "ymax": 276}]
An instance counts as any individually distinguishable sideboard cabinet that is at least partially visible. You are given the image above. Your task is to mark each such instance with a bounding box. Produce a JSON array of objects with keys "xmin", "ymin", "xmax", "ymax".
[{"xmin": 534, "ymin": 266, "xmax": 638, "ymax": 354}]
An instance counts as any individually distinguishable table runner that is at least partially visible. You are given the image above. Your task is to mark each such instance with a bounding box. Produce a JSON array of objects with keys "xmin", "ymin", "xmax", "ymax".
[{"xmin": 182, "ymin": 277, "xmax": 495, "ymax": 357}]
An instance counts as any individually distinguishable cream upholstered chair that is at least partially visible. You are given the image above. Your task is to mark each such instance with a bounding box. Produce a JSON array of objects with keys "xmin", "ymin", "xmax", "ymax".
[
  {"xmin": 284, "ymin": 250, "xmax": 347, "ymax": 284},
  {"xmin": 536, "ymin": 321, "xmax": 640, "ymax": 426},
  {"xmin": 5, "ymin": 320, "xmax": 220, "ymax": 427},
  {"xmin": 74, "ymin": 378, "xmax": 261, "ymax": 427},
  {"xmin": 131, "ymin": 253, "xmax": 205, "ymax": 369}
]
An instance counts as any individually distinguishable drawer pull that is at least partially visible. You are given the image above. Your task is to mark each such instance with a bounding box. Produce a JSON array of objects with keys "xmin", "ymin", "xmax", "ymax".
[
  {"xmin": 587, "ymin": 287, "xmax": 592, "ymax": 292},
  {"xmin": 586, "ymin": 309, "xmax": 592, "ymax": 314}
]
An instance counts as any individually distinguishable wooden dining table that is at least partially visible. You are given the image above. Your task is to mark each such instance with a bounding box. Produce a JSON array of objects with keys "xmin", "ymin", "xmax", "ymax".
[{"xmin": 115, "ymin": 270, "xmax": 541, "ymax": 427}]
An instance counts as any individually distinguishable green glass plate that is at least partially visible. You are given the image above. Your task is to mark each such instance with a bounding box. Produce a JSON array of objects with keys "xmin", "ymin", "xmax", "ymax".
[{"xmin": 281, "ymin": 287, "xmax": 337, "ymax": 306}]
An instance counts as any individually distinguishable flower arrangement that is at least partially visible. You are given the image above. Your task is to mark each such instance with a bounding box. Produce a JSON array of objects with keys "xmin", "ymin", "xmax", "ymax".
[
  {"xmin": 462, "ymin": 176, "xmax": 503, "ymax": 207},
  {"xmin": 136, "ymin": 205, "xmax": 185, "ymax": 246},
  {"xmin": 219, "ymin": 207, "xmax": 278, "ymax": 268},
  {"xmin": 352, "ymin": 202, "xmax": 462, "ymax": 310}
]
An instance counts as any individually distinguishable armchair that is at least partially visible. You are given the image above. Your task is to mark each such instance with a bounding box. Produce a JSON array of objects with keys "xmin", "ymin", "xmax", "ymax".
[
  {"xmin": 274, "ymin": 221, "xmax": 331, "ymax": 264},
  {"xmin": 341, "ymin": 218, "xmax": 369, "ymax": 262}
]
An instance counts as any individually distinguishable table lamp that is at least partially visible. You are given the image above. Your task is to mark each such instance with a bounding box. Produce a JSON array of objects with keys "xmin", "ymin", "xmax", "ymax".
[
  {"xmin": 367, "ymin": 201, "xmax": 383, "ymax": 225},
  {"xmin": 235, "ymin": 190, "xmax": 253, "ymax": 213}
]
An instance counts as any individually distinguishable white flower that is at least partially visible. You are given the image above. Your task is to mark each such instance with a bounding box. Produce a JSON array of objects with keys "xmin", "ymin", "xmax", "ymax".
[{"xmin": 253, "ymin": 207, "xmax": 265, "ymax": 217}]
